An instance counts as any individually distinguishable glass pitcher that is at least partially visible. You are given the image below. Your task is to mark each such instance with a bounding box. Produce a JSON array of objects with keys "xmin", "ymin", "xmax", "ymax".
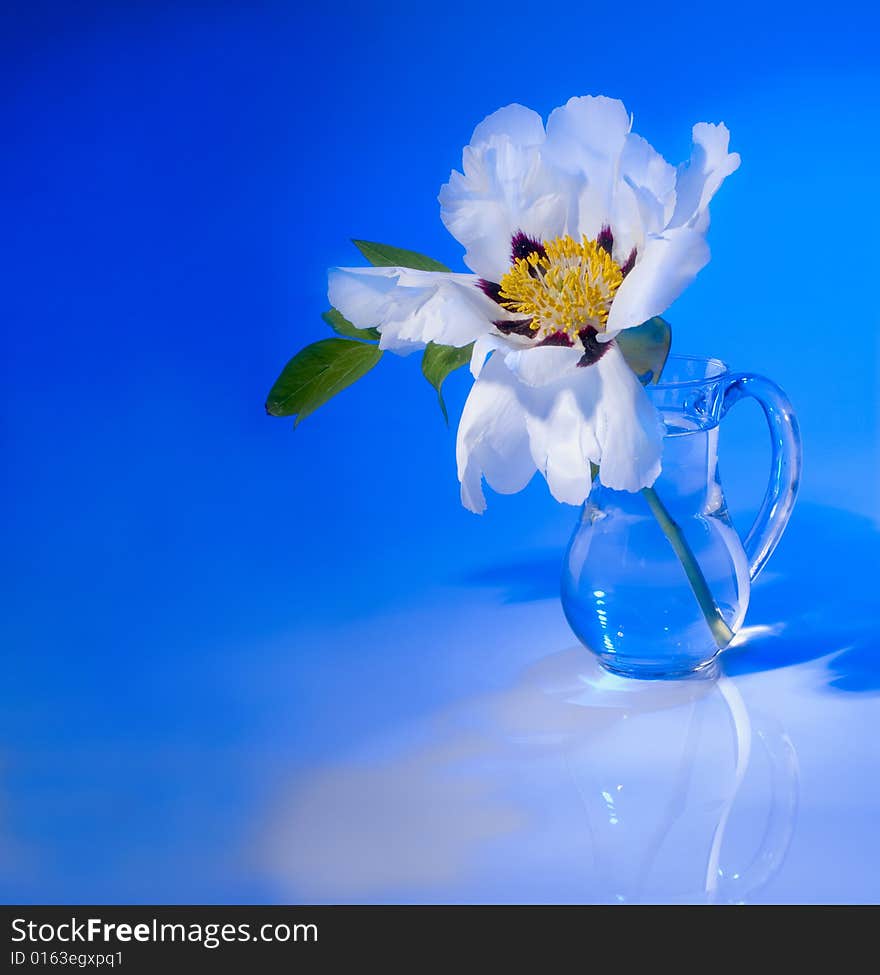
[{"xmin": 561, "ymin": 355, "xmax": 802, "ymax": 679}]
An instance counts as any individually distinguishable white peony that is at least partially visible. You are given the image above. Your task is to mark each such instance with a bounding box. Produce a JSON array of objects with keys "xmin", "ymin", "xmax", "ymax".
[{"xmin": 329, "ymin": 96, "xmax": 739, "ymax": 512}]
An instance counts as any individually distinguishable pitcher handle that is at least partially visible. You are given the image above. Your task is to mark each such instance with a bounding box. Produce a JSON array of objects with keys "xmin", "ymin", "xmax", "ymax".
[{"xmin": 718, "ymin": 374, "xmax": 802, "ymax": 581}]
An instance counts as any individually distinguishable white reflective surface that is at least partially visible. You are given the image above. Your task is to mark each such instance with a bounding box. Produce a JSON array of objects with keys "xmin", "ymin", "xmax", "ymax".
[
  {"xmin": 4, "ymin": 505, "xmax": 878, "ymax": 904},
  {"xmin": 260, "ymin": 580, "xmax": 878, "ymax": 904}
]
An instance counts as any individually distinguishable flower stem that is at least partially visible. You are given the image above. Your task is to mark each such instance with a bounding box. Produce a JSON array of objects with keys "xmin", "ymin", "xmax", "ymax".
[{"xmin": 641, "ymin": 486, "xmax": 735, "ymax": 650}]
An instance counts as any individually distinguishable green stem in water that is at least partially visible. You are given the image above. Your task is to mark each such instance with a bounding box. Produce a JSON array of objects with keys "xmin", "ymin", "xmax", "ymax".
[{"xmin": 641, "ymin": 485, "xmax": 735, "ymax": 650}]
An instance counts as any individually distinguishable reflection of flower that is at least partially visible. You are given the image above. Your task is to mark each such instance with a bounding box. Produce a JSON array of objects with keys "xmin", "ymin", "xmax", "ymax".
[{"xmin": 329, "ymin": 96, "xmax": 739, "ymax": 511}]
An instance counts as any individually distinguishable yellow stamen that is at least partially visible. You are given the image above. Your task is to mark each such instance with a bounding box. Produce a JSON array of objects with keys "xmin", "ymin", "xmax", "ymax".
[{"xmin": 498, "ymin": 234, "xmax": 623, "ymax": 339}]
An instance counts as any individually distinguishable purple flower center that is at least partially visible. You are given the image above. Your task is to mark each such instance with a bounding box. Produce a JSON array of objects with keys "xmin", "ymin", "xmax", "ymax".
[{"xmin": 510, "ymin": 231, "xmax": 547, "ymax": 264}]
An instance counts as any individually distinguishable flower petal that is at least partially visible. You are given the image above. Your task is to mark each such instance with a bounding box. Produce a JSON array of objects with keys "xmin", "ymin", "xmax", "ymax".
[
  {"xmin": 543, "ymin": 95, "xmax": 632, "ymax": 242},
  {"xmin": 603, "ymin": 122, "xmax": 738, "ymax": 335},
  {"xmin": 618, "ymin": 132, "xmax": 678, "ymax": 245},
  {"xmin": 455, "ymin": 343, "xmax": 664, "ymax": 511},
  {"xmin": 670, "ymin": 122, "xmax": 741, "ymax": 230},
  {"xmin": 328, "ymin": 267, "xmax": 495, "ymax": 351},
  {"xmin": 469, "ymin": 333, "xmax": 507, "ymax": 378},
  {"xmin": 592, "ymin": 343, "xmax": 664, "ymax": 492},
  {"xmin": 439, "ymin": 104, "xmax": 573, "ymax": 281},
  {"xmin": 456, "ymin": 353, "xmax": 536, "ymax": 513},
  {"xmin": 604, "ymin": 226, "xmax": 710, "ymax": 335},
  {"xmin": 521, "ymin": 374, "xmax": 603, "ymax": 505},
  {"xmin": 470, "ymin": 102, "xmax": 546, "ymax": 147},
  {"xmin": 502, "ymin": 345, "xmax": 583, "ymax": 387}
]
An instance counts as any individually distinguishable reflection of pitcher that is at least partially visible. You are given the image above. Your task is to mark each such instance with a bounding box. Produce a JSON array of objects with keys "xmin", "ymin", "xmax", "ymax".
[
  {"xmin": 265, "ymin": 650, "xmax": 798, "ymax": 903},
  {"xmin": 559, "ymin": 668, "xmax": 799, "ymax": 904},
  {"xmin": 562, "ymin": 355, "xmax": 802, "ymax": 678}
]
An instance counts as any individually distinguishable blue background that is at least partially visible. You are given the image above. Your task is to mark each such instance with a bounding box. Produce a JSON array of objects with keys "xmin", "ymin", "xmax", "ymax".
[{"xmin": 2, "ymin": 1, "xmax": 878, "ymax": 902}]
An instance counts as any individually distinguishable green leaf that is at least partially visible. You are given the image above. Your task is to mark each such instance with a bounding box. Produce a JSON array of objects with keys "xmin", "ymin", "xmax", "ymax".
[
  {"xmin": 265, "ymin": 338, "xmax": 383, "ymax": 426},
  {"xmin": 616, "ymin": 316, "xmax": 672, "ymax": 385},
  {"xmin": 421, "ymin": 341, "xmax": 474, "ymax": 424},
  {"xmin": 353, "ymin": 239, "xmax": 451, "ymax": 272},
  {"xmin": 321, "ymin": 307, "xmax": 380, "ymax": 342}
]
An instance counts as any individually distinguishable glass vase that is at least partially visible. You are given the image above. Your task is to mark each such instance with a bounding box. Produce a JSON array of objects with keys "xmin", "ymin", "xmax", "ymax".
[{"xmin": 561, "ymin": 355, "xmax": 802, "ymax": 678}]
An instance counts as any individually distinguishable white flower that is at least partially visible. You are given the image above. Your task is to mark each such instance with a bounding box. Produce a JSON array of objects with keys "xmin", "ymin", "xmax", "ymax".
[{"xmin": 328, "ymin": 96, "xmax": 739, "ymax": 512}]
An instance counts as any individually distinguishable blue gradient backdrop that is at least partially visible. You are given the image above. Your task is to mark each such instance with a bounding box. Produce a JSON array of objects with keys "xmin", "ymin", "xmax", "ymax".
[{"xmin": 2, "ymin": 1, "xmax": 878, "ymax": 901}]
